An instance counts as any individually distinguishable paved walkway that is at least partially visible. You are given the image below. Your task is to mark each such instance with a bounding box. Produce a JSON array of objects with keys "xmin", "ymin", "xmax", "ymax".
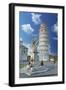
[{"xmin": 20, "ymin": 62, "xmax": 58, "ymax": 78}]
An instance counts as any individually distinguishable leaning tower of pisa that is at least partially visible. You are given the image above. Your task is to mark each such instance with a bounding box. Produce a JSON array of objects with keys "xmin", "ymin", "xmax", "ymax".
[{"xmin": 39, "ymin": 24, "xmax": 49, "ymax": 62}]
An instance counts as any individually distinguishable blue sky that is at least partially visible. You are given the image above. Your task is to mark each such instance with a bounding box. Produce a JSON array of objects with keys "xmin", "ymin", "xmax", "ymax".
[{"xmin": 19, "ymin": 12, "xmax": 58, "ymax": 55}]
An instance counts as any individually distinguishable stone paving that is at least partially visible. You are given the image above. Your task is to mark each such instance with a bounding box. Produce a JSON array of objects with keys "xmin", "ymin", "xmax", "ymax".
[{"xmin": 19, "ymin": 62, "xmax": 58, "ymax": 78}]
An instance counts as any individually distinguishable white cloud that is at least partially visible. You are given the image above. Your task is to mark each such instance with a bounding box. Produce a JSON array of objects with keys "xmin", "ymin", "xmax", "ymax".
[
  {"xmin": 52, "ymin": 23, "xmax": 58, "ymax": 40},
  {"xmin": 31, "ymin": 13, "xmax": 42, "ymax": 24},
  {"xmin": 53, "ymin": 23, "xmax": 58, "ymax": 34},
  {"xmin": 20, "ymin": 37, "xmax": 23, "ymax": 41},
  {"xmin": 21, "ymin": 24, "xmax": 34, "ymax": 34},
  {"xmin": 48, "ymin": 44, "xmax": 51, "ymax": 54},
  {"xmin": 48, "ymin": 45, "xmax": 57, "ymax": 55}
]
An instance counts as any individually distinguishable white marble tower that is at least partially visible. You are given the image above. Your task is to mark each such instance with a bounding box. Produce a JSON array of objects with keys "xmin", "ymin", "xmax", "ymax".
[{"xmin": 39, "ymin": 24, "xmax": 49, "ymax": 62}]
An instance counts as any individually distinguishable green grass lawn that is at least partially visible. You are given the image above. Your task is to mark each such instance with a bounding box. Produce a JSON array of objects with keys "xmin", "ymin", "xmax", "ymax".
[{"xmin": 19, "ymin": 64, "xmax": 27, "ymax": 69}]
